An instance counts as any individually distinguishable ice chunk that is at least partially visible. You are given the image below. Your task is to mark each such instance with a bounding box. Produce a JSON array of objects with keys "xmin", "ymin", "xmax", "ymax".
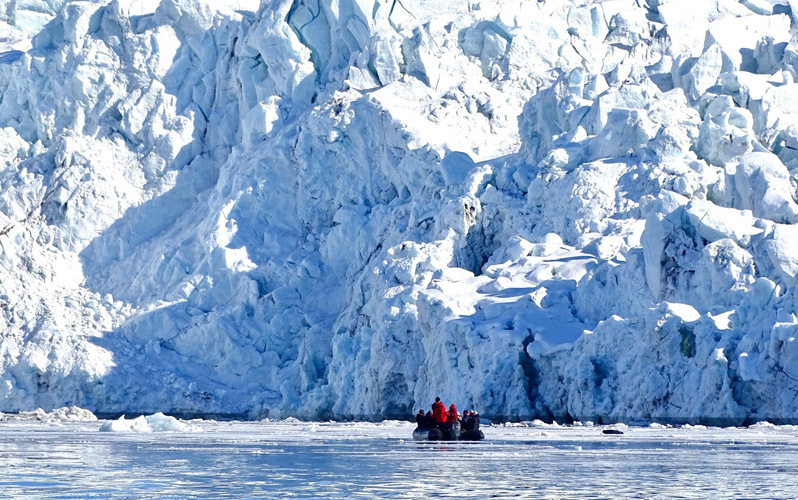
[
  {"xmin": 704, "ymin": 14, "xmax": 790, "ymax": 72},
  {"xmin": 583, "ymin": 84, "xmax": 654, "ymax": 135},
  {"xmin": 242, "ymin": 97, "xmax": 281, "ymax": 147},
  {"xmin": 749, "ymin": 277, "xmax": 778, "ymax": 307},
  {"xmin": 61, "ymin": 3, "xmax": 103, "ymax": 45},
  {"xmin": 685, "ymin": 199, "xmax": 763, "ymax": 247},
  {"xmin": 683, "ymin": 44, "xmax": 722, "ymax": 101},
  {"xmin": 764, "ymin": 224, "xmax": 798, "ymax": 286},
  {"xmin": 485, "ymin": 236, "xmax": 534, "ymax": 266},
  {"xmin": 694, "ymin": 238, "xmax": 755, "ymax": 307},
  {"xmin": 440, "ymin": 151, "xmax": 476, "ymax": 185},
  {"xmin": 157, "ymin": 0, "xmax": 258, "ymax": 35},
  {"xmin": 583, "ymin": 109, "xmax": 658, "ymax": 162},
  {"xmin": 647, "ymin": 90, "xmax": 701, "ymax": 160},
  {"xmin": 99, "ymin": 413, "xmax": 201, "ymax": 432},
  {"xmin": 697, "ymin": 96, "xmax": 754, "ymax": 166},
  {"xmin": 738, "ymin": 352, "xmax": 766, "ymax": 382},
  {"xmin": 0, "ymin": 406, "xmax": 97, "ymax": 422},
  {"xmin": 656, "ymin": 0, "xmax": 751, "ymax": 57},
  {"xmin": 108, "ymin": 0, "xmax": 159, "ymax": 18},
  {"xmin": 664, "ymin": 302, "xmax": 701, "ymax": 322},
  {"xmin": 749, "ymin": 82, "xmax": 798, "ymax": 160},
  {"xmin": 731, "ymin": 152, "xmax": 798, "ymax": 223},
  {"xmin": 753, "ymin": 35, "xmax": 788, "ymax": 74},
  {"xmin": 4, "ymin": 0, "xmax": 69, "ymax": 34},
  {"xmin": 370, "ymin": 35, "xmax": 403, "ymax": 85},
  {"xmin": 642, "ymin": 214, "xmax": 669, "ymax": 300}
]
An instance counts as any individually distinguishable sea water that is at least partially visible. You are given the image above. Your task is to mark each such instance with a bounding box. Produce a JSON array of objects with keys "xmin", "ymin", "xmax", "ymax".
[{"xmin": 1, "ymin": 419, "xmax": 797, "ymax": 499}]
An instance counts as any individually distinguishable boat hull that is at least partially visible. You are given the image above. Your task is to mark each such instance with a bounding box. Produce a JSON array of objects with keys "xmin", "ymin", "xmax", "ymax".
[
  {"xmin": 412, "ymin": 428, "xmax": 443, "ymax": 441},
  {"xmin": 459, "ymin": 429, "xmax": 485, "ymax": 441},
  {"xmin": 412, "ymin": 425, "xmax": 484, "ymax": 441}
]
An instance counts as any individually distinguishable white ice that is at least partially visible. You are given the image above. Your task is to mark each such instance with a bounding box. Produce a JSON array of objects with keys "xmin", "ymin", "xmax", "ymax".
[
  {"xmin": 1, "ymin": 0, "xmax": 798, "ymax": 424},
  {"xmin": 99, "ymin": 411, "xmax": 201, "ymax": 432}
]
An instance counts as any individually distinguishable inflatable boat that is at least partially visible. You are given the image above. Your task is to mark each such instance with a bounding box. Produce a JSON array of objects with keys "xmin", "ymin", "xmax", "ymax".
[
  {"xmin": 412, "ymin": 427, "xmax": 444, "ymax": 440},
  {"xmin": 412, "ymin": 422, "xmax": 484, "ymax": 441},
  {"xmin": 459, "ymin": 429, "xmax": 485, "ymax": 441}
]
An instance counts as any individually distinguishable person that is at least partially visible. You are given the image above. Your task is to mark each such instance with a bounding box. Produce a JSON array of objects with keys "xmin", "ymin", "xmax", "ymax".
[
  {"xmin": 459, "ymin": 409, "xmax": 483, "ymax": 440},
  {"xmin": 447, "ymin": 404, "xmax": 459, "ymax": 423},
  {"xmin": 462, "ymin": 410, "xmax": 473, "ymax": 432},
  {"xmin": 471, "ymin": 409, "xmax": 480, "ymax": 430},
  {"xmin": 416, "ymin": 410, "xmax": 427, "ymax": 428},
  {"xmin": 423, "ymin": 410, "xmax": 436, "ymax": 429},
  {"xmin": 432, "ymin": 397, "xmax": 448, "ymax": 427},
  {"xmin": 443, "ymin": 403, "xmax": 460, "ymax": 440}
]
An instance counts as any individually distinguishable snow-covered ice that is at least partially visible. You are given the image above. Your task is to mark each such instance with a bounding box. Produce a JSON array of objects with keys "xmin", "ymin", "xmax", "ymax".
[
  {"xmin": 99, "ymin": 411, "xmax": 201, "ymax": 432},
  {"xmin": 0, "ymin": 405, "xmax": 96, "ymax": 423},
  {"xmin": 1, "ymin": 0, "xmax": 798, "ymax": 424},
  {"xmin": 2, "ymin": 418, "xmax": 798, "ymax": 498}
]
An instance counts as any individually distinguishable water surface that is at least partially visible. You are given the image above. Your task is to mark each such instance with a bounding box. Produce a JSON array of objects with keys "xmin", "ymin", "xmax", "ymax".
[{"xmin": 1, "ymin": 419, "xmax": 795, "ymax": 499}]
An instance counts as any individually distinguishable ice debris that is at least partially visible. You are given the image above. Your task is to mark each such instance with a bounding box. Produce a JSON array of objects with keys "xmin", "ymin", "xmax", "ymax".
[
  {"xmin": 0, "ymin": 406, "xmax": 97, "ymax": 422},
  {"xmin": 99, "ymin": 412, "xmax": 201, "ymax": 432}
]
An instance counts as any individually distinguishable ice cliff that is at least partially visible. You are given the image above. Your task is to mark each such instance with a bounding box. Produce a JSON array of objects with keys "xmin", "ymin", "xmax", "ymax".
[{"xmin": 1, "ymin": 0, "xmax": 798, "ymax": 424}]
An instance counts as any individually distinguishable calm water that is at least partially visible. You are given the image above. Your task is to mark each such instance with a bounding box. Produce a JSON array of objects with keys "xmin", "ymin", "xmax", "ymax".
[{"xmin": 0, "ymin": 419, "xmax": 796, "ymax": 499}]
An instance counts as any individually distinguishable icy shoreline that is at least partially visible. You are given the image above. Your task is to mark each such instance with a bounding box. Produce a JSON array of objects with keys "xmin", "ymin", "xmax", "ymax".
[{"xmin": 7, "ymin": 406, "xmax": 798, "ymax": 429}]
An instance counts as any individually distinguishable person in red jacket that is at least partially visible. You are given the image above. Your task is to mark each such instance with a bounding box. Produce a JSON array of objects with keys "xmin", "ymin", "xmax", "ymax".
[
  {"xmin": 447, "ymin": 404, "xmax": 459, "ymax": 423},
  {"xmin": 443, "ymin": 403, "xmax": 460, "ymax": 439},
  {"xmin": 431, "ymin": 397, "xmax": 448, "ymax": 426}
]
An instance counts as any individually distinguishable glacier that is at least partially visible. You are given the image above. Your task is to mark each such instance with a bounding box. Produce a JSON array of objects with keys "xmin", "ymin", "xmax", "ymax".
[{"xmin": 1, "ymin": 0, "xmax": 798, "ymax": 424}]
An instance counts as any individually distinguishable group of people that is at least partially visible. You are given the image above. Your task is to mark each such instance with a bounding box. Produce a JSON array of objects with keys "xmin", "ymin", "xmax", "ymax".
[{"xmin": 415, "ymin": 397, "xmax": 481, "ymax": 438}]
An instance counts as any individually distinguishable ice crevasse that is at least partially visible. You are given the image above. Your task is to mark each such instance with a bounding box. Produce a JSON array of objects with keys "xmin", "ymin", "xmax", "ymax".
[{"xmin": 1, "ymin": 0, "xmax": 798, "ymax": 424}]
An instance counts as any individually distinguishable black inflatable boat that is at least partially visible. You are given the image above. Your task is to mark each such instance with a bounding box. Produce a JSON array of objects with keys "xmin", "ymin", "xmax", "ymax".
[{"xmin": 412, "ymin": 421, "xmax": 484, "ymax": 441}]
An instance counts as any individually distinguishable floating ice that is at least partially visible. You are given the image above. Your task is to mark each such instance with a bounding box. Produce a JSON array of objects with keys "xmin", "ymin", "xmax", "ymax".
[
  {"xmin": 99, "ymin": 412, "xmax": 201, "ymax": 432},
  {"xmin": 0, "ymin": 406, "xmax": 97, "ymax": 423}
]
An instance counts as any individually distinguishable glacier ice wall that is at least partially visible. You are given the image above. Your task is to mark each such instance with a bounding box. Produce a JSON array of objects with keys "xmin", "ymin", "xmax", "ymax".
[{"xmin": 2, "ymin": 0, "xmax": 798, "ymax": 423}]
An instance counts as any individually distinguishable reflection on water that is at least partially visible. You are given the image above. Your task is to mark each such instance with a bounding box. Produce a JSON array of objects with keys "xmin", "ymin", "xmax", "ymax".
[{"xmin": 1, "ymin": 421, "xmax": 798, "ymax": 499}]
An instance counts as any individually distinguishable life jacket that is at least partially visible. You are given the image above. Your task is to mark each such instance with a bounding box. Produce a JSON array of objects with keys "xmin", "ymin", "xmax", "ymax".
[{"xmin": 432, "ymin": 401, "xmax": 448, "ymax": 423}]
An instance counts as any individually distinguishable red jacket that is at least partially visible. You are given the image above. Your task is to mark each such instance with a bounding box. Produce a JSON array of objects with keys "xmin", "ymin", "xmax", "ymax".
[
  {"xmin": 447, "ymin": 405, "xmax": 459, "ymax": 423},
  {"xmin": 432, "ymin": 401, "xmax": 448, "ymax": 423}
]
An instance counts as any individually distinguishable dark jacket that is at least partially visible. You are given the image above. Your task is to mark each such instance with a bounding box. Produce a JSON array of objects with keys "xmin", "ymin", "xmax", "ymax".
[
  {"xmin": 462, "ymin": 413, "xmax": 480, "ymax": 431},
  {"xmin": 462, "ymin": 414, "xmax": 474, "ymax": 431},
  {"xmin": 422, "ymin": 414, "xmax": 437, "ymax": 429}
]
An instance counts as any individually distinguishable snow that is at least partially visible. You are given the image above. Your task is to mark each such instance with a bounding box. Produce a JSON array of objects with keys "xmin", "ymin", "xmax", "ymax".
[{"xmin": 0, "ymin": 0, "xmax": 798, "ymax": 425}]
